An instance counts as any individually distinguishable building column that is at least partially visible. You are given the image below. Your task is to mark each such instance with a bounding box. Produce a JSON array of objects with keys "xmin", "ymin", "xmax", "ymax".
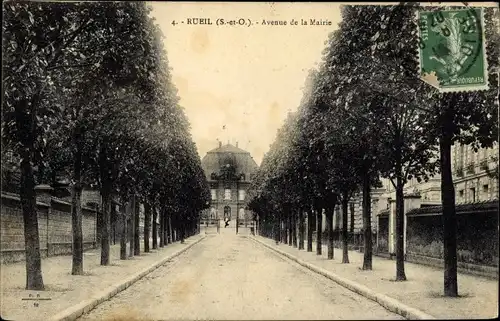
[
  {"xmin": 388, "ymin": 198, "xmax": 396, "ymax": 255},
  {"xmin": 403, "ymin": 193, "xmax": 422, "ymax": 255},
  {"xmin": 322, "ymin": 209, "xmax": 326, "ymax": 233}
]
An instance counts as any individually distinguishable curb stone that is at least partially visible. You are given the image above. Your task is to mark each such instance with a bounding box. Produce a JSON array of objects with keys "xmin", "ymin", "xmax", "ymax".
[
  {"xmin": 49, "ymin": 236, "xmax": 206, "ymax": 321},
  {"xmin": 249, "ymin": 236, "xmax": 436, "ymax": 320}
]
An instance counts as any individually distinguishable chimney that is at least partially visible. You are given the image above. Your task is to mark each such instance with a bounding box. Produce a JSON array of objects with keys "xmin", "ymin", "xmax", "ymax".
[
  {"xmin": 219, "ymin": 141, "xmax": 222, "ymax": 148},
  {"xmin": 236, "ymin": 141, "xmax": 238, "ymax": 148}
]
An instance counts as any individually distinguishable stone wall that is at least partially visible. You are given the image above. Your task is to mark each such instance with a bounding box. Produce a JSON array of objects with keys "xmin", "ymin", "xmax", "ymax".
[
  {"xmin": 406, "ymin": 209, "xmax": 499, "ymax": 267},
  {"xmin": 1, "ymin": 192, "xmax": 98, "ymax": 264}
]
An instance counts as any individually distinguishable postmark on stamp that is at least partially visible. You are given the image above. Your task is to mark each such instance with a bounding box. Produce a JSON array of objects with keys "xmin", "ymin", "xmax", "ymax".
[{"xmin": 417, "ymin": 7, "xmax": 489, "ymax": 92}]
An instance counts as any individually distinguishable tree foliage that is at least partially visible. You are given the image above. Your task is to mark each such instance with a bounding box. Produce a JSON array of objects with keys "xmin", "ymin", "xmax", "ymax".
[
  {"xmin": 248, "ymin": 3, "xmax": 499, "ymax": 287},
  {"xmin": 2, "ymin": 1, "xmax": 209, "ymax": 287}
]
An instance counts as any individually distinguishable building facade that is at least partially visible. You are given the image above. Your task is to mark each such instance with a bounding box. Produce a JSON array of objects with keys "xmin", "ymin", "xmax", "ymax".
[
  {"xmin": 371, "ymin": 142, "xmax": 499, "ymax": 260},
  {"xmin": 200, "ymin": 142, "xmax": 259, "ymax": 226},
  {"xmin": 452, "ymin": 142, "xmax": 499, "ymax": 204}
]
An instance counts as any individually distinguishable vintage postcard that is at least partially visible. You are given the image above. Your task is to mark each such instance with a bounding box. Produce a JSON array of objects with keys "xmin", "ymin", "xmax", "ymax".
[{"xmin": 1, "ymin": 1, "xmax": 499, "ymax": 321}]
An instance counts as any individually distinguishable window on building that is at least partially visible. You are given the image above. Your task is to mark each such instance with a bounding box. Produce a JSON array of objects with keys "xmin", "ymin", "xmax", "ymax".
[
  {"xmin": 238, "ymin": 190, "xmax": 245, "ymax": 201},
  {"xmin": 483, "ymin": 184, "xmax": 489, "ymax": 197},
  {"xmin": 459, "ymin": 190, "xmax": 464, "ymax": 198},
  {"xmin": 224, "ymin": 189, "xmax": 231, "ymax": 200},
  {"xmin": 459, "ymin": 144, "xmax": 464, "ymax": 165},
  {"xmin": 211, "ymin": 189, "xmax": 217, "ymax": 200},
  {"xmin": 470, "ymin": 187, "xmax": 476, "ymax": 202}
]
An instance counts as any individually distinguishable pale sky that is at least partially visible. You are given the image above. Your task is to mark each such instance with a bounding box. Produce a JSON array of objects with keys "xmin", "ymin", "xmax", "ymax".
[
  {"xmin": 149, "ymin": 2, "xmax": 497, "ymax": 165},
  {"xmin": 149, "ymin": 2, "xmax": 342, "ymax": 165}
]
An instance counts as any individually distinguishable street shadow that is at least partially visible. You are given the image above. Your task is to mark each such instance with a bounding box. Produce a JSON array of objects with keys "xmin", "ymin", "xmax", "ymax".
[{"xmin": 427, "ymin": 290, "xmax": 474, "ymax": 299}]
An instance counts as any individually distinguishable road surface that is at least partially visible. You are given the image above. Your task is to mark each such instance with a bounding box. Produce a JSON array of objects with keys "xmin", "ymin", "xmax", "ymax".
[{"xmin": 78, "ymin": 231, "xmax": 403, "ymax": 320}]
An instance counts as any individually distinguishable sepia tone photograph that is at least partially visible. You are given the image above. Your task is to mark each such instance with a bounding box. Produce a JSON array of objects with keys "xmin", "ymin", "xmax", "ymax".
[{"xmin": 1, "ymin": 1, "xmax": 499, "ymax": 320}]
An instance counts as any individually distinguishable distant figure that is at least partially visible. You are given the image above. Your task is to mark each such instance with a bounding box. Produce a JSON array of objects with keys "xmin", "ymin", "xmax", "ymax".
[{"xmin": 224, "ymin": 217, "xmax": 230, "ymax": 228}]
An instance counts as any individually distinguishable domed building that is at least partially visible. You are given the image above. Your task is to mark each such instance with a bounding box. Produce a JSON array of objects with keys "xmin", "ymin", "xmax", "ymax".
[{"xmin": 201, "ymin": 141, "xmax": 259, "ymax": 227}]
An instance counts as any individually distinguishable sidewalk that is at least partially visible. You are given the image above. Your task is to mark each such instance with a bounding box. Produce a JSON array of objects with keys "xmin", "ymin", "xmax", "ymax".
[
  {"xmin": 253, "ymin": 236, "xmax": 498, "ymax": 319},
  {"xmin": 1, "ymin": 235, "xmax": 206, "ymax": 321}
]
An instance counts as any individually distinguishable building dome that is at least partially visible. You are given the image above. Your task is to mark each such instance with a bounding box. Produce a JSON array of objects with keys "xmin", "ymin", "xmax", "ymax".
[{"xmin": 201, "ymin": 142, "xmax": 259, "ymax": 182}]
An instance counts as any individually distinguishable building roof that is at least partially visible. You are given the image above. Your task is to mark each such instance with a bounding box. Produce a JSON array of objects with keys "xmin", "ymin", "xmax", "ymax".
[
  {"xmin": 201, "ymin": 143, "xmax": 259, "ymax": 182},
  {"xmin": 206, "ymin": 143, "xmax": 250, "ymax": 154},
  {"xmin": 406, "ymin": 200, "xmax": 498, "ymax": 217}
]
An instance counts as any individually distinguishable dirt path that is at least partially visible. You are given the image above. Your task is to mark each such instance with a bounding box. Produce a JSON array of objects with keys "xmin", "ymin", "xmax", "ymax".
[{"xmin": 78, "ymin": 233, "xmax": 403, "ymax": 320}]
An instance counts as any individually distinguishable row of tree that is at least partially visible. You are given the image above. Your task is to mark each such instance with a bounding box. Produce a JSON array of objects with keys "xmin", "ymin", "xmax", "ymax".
[
  {"xmin": 2, "ymin": 2, "xmax": 210, "ymax": 290},
  {"xmin": 248, "ymin": 3, "xmax": 498, "ymax": 297}
]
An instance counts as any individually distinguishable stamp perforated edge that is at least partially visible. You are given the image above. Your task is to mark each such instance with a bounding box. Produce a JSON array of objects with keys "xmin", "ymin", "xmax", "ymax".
[{"xmin": 415, "ymin": 5, "xmax": 490, "ymax": 93}]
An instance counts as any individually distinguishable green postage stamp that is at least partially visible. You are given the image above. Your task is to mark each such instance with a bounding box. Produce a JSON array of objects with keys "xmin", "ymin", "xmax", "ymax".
[{"xmin": 417, "ymin": 7, "xmax": 489, "ymax": 92}]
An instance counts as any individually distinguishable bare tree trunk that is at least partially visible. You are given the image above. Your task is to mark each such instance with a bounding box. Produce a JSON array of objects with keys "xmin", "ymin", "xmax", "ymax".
[
  {"xmin": 159, "ymin": 207, "xmax": 165, "ymax": 247},
  {"xmin": 325, "ymin": 206, "xmax": 334, "ymax": 259},
  {"xmin": 274, "ymin": 215, "xmax": 280, "ymax": 245},
  {"xmin": 20, "ymin": 153, "xmax": 44, "ymax": 290},
  {"xmin": 152, "ymin": 206, "xmax": 158, "ymax": 250},
  {"xmin": 395, "ymin": 181, "xmax": 406, "ymax": 280},
  {"xmin": 307, "ymin": 209, "xmax": 313, "ymax": 252},
  {"xmin": 282, "ymin": 212, "xmax": 288, "ymax": 244},
  {"xmin": 298, "ymin": 208, "xmax": 305, "ymax": 250},
  {"xmin": 362, "ymin": 171, "xmax": 373, "ymax": 270},
  {"xmin": 129, "ymin": 197, "xmax": 134, "ymax": 258},
  {"xmin": 174, "ymin": 217, "xmax": 179, "ymax": 243},
  {"xmin": 292, "ymin": 209, "xmax": 297, "ymax": 248},
  {"xmin": 168, "ymin": 214, "xmax": 173, "ymax": 244},
  {"xmin": 350, "ymin": 201, "xmax": 355, "ymax": 245},
  {"xmin": 342, "ymin": 194, "xmax": 349, "ymax": 264},
  {"xmin": 71, "ymin": 178, "xmax": 84, "ymax": 274},
  {"xmin": 70, "ymin": 134, "xmax": 85, "ymax": 273},
  {"xmin": 134, "ymin": 198, "xmax": 140, "ymax": 256},
  {"xmin": 288, "ymin": 208, "xmax": 293, "ymax": 246},
  {"xmin": 180, "ymin": 219, "xmax": 185, "ymax": 244},
  {"xmin": 112, "ymin": 208, "xmax": 116, "ymax": 246},
  {"xmin": 350, "ymin": 202, "xmax": 355, "ymax": 234},
  {"xmin": 163, "ymin": 208, "xmax": 172, "ymax": 246},
  {"xmin": 96, "ymin": 207, "xmax": 102, "ymax": 249},
  {"xmin": 100, "ymin": 188, "xmax": 111, "ymax": 266},
  {"xmin": 120, "ymin": 209, "xmax": 127, "ymax": 260},
  {"xmin": 315, "ymin": 204, "xmax": 322, "ymax": 256},
  {"xmin": 440, "ymin": 133, "xmax": 458, "ymax": 296},
  {"xmin": 144, "ymin": 202, "xmax": 151, "ymax": 253}
]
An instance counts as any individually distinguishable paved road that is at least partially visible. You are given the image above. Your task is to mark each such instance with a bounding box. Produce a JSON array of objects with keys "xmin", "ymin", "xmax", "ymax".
[{"xmin": 78, "ymin": 232, "xmax": 403, "ymax": 320}]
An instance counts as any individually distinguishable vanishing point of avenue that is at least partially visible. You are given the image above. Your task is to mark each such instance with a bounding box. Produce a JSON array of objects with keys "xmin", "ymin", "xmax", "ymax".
[{"xmin": 1, "ymin": 2, "xmax": 499, "ymax": 321}]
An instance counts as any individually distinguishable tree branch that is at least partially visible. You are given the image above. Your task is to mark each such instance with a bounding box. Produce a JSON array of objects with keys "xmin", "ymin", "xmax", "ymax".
[
  {"xmin": 47, "ymin": 17, "xmax": 94, "ymax": 69},
  {"xmin": 389, "ymin": 177, "xmax": 397, "ymax": 190},
  {"xmin": 46, "ymin": 62, "xmax": 95, "ymax": 71}
]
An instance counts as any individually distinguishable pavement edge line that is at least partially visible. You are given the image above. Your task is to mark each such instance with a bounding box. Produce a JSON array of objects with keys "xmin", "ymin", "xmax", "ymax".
[
  {"xmin": 49, "ymin": 235, "xmax": 206, "ymax": 321},
  {"xmin": 249, "ymin": 236, "xmax": 436, "ymax": 320}
]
